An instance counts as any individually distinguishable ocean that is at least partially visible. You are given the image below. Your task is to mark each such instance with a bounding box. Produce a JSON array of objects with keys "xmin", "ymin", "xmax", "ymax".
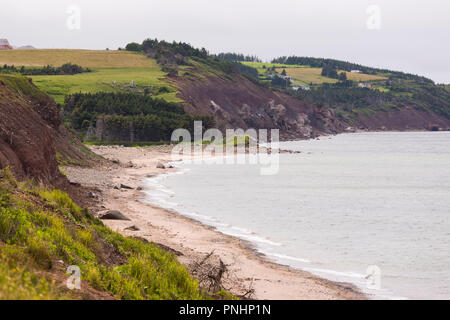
[{"xmin": 143, "ymin": 132, "xmax": 450, "ymax": 299}]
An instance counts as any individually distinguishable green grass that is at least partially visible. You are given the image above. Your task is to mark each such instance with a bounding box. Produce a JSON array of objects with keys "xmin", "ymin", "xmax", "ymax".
[
  {"xmin": 0, "ymin": 169, "xmax": 207, "ymax": 300},
  {"xmin": 0, "ymin": 74, "xmax": 50, "ymax": 101},
  {"xmin": 31, "ymin": 67, "xmax": 181, "ymax": 105},
  {"xmin": 241, "ymin": 61, "xmax": 307, "ymax": 79},
  {"xmin": 276, "ymin": 67, "xmax": 387, "ymax": 85},
  {"xmin": 0, "ymin": 49, "xmax": 182, "ymax": 105},
  {"xmin": 241, "ymin": 62, "xmax": 387, "ymax": 86}
]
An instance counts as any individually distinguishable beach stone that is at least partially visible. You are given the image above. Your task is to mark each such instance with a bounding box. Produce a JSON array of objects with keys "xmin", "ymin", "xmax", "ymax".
[
  {"xmin": 120, "ymin": 184, "xmax": 133, "ymax": 190},
  {"xmin": 136, "ymin": 186, "xmax": 143, "ymax": 191},
  {"xmin": 87, "ymin": 191, "xmax": 98, "ymax": 199},
  {"xmin": 125, "ymin": 225, "xmax": 140, "ymax": 231},
  {"xmin": 156, "ymin": 162, "xmax": 166, "ymax": 169},
  {"xmin": 99, "ymin": 210, "xmax": 131, "ymax": 221}
]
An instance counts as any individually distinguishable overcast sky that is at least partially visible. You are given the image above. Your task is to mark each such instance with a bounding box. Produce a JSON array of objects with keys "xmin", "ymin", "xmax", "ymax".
[{"xmin": 1, "ymin": 0, "xmax": 449, "ymax": 83}]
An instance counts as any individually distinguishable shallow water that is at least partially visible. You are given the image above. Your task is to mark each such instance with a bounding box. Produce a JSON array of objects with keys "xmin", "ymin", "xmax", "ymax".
[{"xmin": 143, "ymin": 132, "xmax": 450, "ymax": 299}]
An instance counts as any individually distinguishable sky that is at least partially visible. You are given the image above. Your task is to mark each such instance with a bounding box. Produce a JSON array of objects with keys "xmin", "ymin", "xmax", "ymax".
[{"xmin": 1, "ymin": 0, "xmax": 449, "ymax": 83}]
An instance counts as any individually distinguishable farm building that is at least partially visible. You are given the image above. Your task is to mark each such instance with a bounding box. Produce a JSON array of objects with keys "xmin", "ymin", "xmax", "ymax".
[
  {"xmin": 0, "ymin": 39, "xmax": 13, "ymax": 50},
  {"xmin": 358, "ymin": 82, "xmax": 372, "ymax": 88},
  {"xmin": 292, "ymin": 86, "xmax": 311, "ymax": 91}
]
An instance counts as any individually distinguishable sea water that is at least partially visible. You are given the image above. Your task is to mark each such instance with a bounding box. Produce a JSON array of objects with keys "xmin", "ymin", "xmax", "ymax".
[{"xmin": 143, "ymin": 132, "xmax": 450, "ymax": 299}]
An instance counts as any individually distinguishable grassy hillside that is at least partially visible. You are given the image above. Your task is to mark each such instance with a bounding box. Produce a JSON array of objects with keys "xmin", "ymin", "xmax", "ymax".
[
  {"xmin": 0, "ymin": 49, "xmax": 151, "ymax": 68},
  {"xmin": 0, "ymin": 50, "xmax": 181, "ymax": 104},
  {"xmin": 241, "ymin": 61, "xmax": 387, "ymax": 85},
  {"xmin": 0, "ymin": 169, "xmax": 206, "ymax": 300}
]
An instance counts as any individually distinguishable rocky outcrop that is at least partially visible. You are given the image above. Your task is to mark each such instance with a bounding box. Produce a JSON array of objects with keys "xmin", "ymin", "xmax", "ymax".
[{"xmin": 169, "ymin": 72, "xmax": 344, "ymax": 140}]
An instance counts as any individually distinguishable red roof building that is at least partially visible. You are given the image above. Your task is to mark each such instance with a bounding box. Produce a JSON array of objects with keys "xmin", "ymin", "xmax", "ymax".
[{"xmin": 0, "ymin": 39, "xmax": 13, "ymax": 50}]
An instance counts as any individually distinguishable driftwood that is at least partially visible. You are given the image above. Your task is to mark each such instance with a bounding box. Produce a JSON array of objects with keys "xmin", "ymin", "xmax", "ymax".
[
  {"xmin": 190, "ymin": 251, "xmax": 255, "ymax": 299},
  {"xmin": 190, "ymin": 250, "xmax": 227, "ymax": 293}
]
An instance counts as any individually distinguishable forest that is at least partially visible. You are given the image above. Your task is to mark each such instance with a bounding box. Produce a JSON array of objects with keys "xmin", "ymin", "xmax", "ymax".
[
  {"xmin": 272, "ymin": 56, "xmax": 434, "ymax": 83},
  {"xmin": 64, "ymin": 92, "xmax": 214, "ymax": 142},
  {"xmin": 0, "ymin": 63, "xmax": 91, "ymax": 75}
]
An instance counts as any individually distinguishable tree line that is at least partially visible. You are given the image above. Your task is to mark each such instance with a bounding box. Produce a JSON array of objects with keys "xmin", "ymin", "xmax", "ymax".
[
  {"xmin": 272, "ymin": 56, "xmax": 434, "ymax": 83},
  {"xmin": 64, "ymin": 92, "xmax": 214, "ymax": 142},
  {"xmin": 0, "ymin": 63, "xmax": 91, "ymax": 76},
  {"xmin": 213, "ymin": 52, "xmax": 261, "ymax": 62}
]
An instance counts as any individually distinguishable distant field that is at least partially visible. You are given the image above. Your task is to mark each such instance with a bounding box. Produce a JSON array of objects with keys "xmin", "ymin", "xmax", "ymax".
[
  {"xmin": 242, "ymin": 61, "xmax": 387, "ymax": 85},
  {"xmin": 275, "ymin": 67, "xmax": 387, "ymax": 85},
  {"xmin": 0, "ymin": 49, "xmax": 181, "ymax": 104},
  {"xmin": 341, "ymin": 71, "xmax": 387, "ymax": 82},
  {"xmin": 241, "ymin": 61, "xmax": 306, "ymax": 78},
  {"xmin": 0, "ymin": 49, "xmax": 152, "ymax": 68},
  {"xmin": 32, "ymin": 67, "xmax": 181, "ymax": 104},
  {"xmin": 276, "ymin": 67, "xmax": 338, "ymax": 85}
]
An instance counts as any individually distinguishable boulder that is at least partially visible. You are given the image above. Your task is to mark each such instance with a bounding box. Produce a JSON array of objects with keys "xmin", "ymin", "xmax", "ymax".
[
  {"xmin": 99, "ymin": 210, "xmax": 131, "ymax": 221},
  {"xmin": 156, "ymin": 162, "xmax": 166, "ymax": 169},
  {"xmin": 125, "ymin": 225, "xmax": 140, "ymax": 231},
  {"xmin": 120, "ymin": 184, "xmax": 133, "ymax": 190}
]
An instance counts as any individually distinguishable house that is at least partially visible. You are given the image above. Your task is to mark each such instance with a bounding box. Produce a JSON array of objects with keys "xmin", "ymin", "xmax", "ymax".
[
  {"xmin": 351, "ymin": 70, "xmax": 361, "ymax": 73},
  {"xmin": 358, "ymin": 82, "xmax": 372, "ymax": 88},
  {"xmin": 293, "ymin": 86, "xmax": 310, "ymax": 91},
  {"xmin": 0, "ymin": 39, "xmax": 13, "ymax": 50}
]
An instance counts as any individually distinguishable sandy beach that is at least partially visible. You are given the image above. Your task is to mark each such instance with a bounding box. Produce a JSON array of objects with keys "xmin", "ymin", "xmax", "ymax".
[{"xmin": 64, "ymin": 145, "xmax": 365, "ymax": 300}]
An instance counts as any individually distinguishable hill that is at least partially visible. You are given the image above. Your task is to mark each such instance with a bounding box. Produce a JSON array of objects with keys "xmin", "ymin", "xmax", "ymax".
[
  {"xmin": 0, "ymin": 50, "xmax": 180, "ymax": 104},
  {"xmin": 2, "ymin": 41, "xmax": 450, "ymax": 142},
  {"xmin": 0, "ymin": 74, "xmax": 213, "ymax": 300}
]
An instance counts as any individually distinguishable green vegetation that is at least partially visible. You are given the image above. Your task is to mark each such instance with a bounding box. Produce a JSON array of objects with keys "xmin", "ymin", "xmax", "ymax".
[
  {"xmin": 293, "ymin": 80, "xmax": 450, "ymax": 121},
  {"xmin": 0, "ymin": 74, "xmax": 49, "ymax": 101},
  {"xmin": 125, "ymin": 42, "xmax": 142, "ymax": 52},
  {"xmin": 31, "ymin": 66, "xmax": 180, "ymax": 105},
  {"xmin": 1, "ymin": 63, "xmax": 91, "ymax": 76},
  {"xmin": 0, "ymin": 169, "xmax": 206, "ymax": 300},
  {"xmin": 64, "ymin": 92, "xmax": 214, "ymax": 142},
  {"xmin": 0, "ymin": 50, "xmax": 180, "ymax": 105},
  {"xmin": 272, "ymin": 56, "xmax": 434, "ymax": 83},
  {"xmin": 213, "ymin": 52, "xmax": 261, "ymax": 63}
]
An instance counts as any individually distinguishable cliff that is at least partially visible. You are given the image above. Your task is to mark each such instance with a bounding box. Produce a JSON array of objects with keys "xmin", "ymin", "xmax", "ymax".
[{"xmin": 0, "ymin": 75, "xmax": 96, "ymax": 183}]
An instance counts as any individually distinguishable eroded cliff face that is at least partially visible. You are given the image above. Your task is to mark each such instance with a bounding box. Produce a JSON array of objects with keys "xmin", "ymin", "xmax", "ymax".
[
  {"xmin": 0, "ymin": 76, "xmax": 94, "ymax": 183},
  {"xmin": 169, "ymin": 73, "xmax": 345, "ymax": 140}
]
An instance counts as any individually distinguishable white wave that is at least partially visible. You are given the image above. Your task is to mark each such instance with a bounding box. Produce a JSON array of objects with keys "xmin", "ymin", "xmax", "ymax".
[{"xmin": 261, "ymin": 251, "xmax": 311, "ymax": 263}]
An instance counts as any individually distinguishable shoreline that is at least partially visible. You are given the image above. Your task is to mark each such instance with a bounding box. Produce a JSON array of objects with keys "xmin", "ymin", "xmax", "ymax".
[{"xmin": 64, "ymin": 145, "xmax": 366, "ymax": 300}]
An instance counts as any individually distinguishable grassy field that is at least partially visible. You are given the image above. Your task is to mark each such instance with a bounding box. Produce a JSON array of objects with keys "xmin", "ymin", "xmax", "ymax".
[
  {"xmin": 32, "ymin": 66, "xmax": 181, "ymax": 104},
  {"xmin": 276, "ymin": 67, "xmax": 387, "ymax": 85},
  {"xmin": 0, "ymin": 49, "xmax": 152, "ymax": 68},
  {"xmin": 241, "ymin": 61, "xmax": 387, "ymax": 85},
  {"xmin": 340, "ymin": 71, "xmax": 387, "ymax": 82},
  {"xmin": 241, "ymin": 61, "xmax": 306, "ymax": 79},
  {"xmin": 0, "ymin": 50, "xmax": 181, "ymax": 104},
  {"xmin": 277, "ymin": 67, "xmax": 338, "ymax": 85}
]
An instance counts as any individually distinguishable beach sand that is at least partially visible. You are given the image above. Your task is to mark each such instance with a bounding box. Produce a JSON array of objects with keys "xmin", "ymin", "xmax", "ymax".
[{"xmin": 64, "ymin": 145, "xmax": 365, "ymax": 300}]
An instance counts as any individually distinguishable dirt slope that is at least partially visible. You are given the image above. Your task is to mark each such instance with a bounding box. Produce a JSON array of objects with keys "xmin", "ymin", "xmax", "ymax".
[
  {"xmin": 170, "ymin": 72, "xmax": 345, "ymax": 139},
  {"xmin": 0, "ymin": 75, "xmax": 96, "ymax": 183},
  {"xmin": 170, "ymin": 68, "xmax": 450, "ymax": 136}
]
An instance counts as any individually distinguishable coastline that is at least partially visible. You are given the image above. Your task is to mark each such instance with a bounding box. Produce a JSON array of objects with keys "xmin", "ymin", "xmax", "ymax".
[{"xmin": 64, "ymin": 145, "xmax": 366, "ymax": 300}]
